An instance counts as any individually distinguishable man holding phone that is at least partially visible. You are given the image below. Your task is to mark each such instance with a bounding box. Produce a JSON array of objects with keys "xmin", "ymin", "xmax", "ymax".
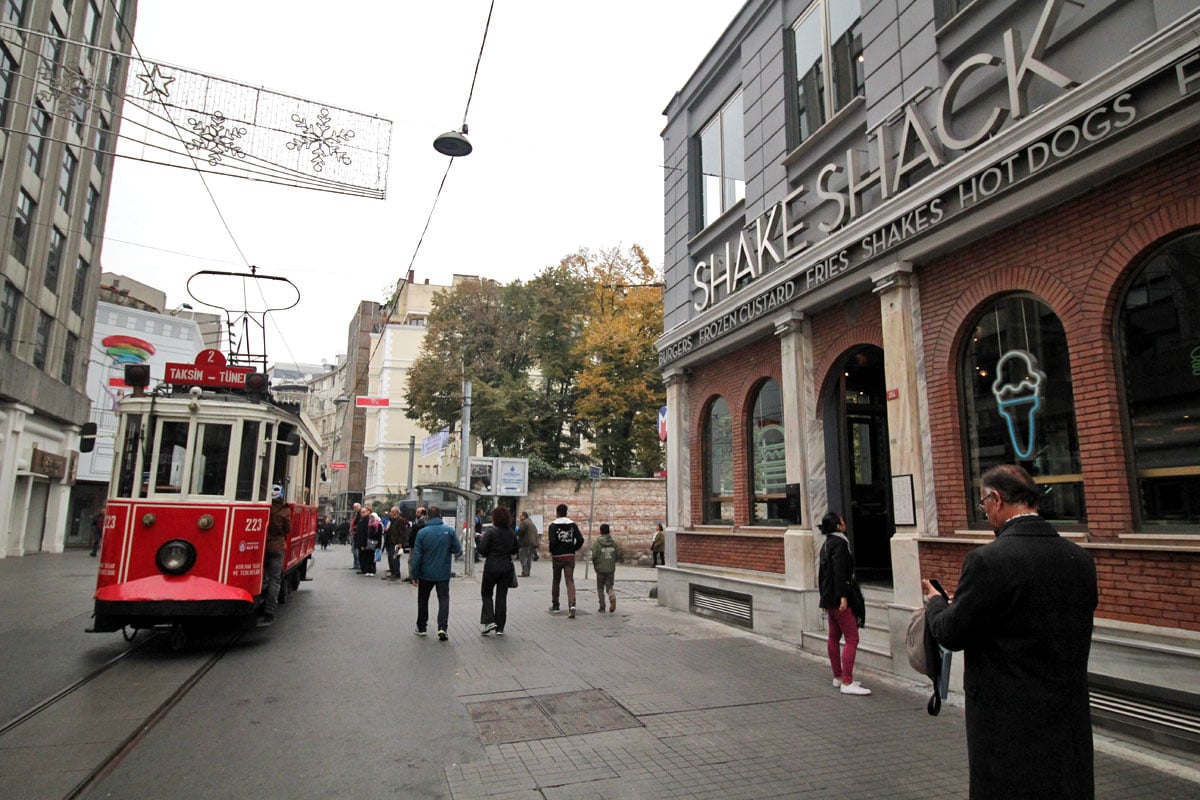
[{"xmin": 922, "ymin": 464, "xmax": 1097, "ymax": 799}]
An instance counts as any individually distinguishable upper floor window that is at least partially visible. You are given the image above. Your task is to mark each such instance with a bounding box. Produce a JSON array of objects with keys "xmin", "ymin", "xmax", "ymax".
[
  {"xmin": 83, "ymin": 0, "xmax": 102, "ymax": 61},
  {"xmin": 704, "ymin": 396, "xmax": 734, "ymax": 524},
  {"xmin": 61, "ymin": 331, "xmax": 78, "ymax": 384},
  {"xmin": 11, "ymin": 189, "xmax": 37, "ymax": 264},
  {"xmin": 26, "ymin": 102, "xmax": 50, "ymax": 175},
  {"xmin": 106, "ymin": 54, "xmax": 121, "ymax": 103},
  {"xmin": 33, "ymin": 311, "xmax": 52, "ymax": 369},
  {"xmin": 4, "ymin": 0, "xmax": 25, "ymax": 27},
  {"xmin": 58, "ymin": 149, "xmax": 78, "ymax": 209},
  {"xmin": 46, "ymin": 226, "xmax": 65, "ymax": 291},
  {"xmin": 934, "ymin": 0, "xmax": 980, "ymax": 27},
  {"xmin": 83, "ymin": 185, "xmax": 100, "ymax": 241},
  {"xmin": 94, "ymin": 116, "xmax": 111, "ymax": 175},
  {"xmin": 0, "ymin": 279, "xmax": 19, "ymax": 352},
  {"xmin": 697, "ymin": 89, "xmax": 744, "ymax": 230},
  {"xmin": 749, "ymin": 379, "xmax": 787, "ymax": 524},
  {"xmin": 1118, "ymin": 231, "xmax": 1200, "ymax": 529},
  {"xmin": 70, "ymin": 89, "xmax": 87, "ymax": 138},
  {"xmin": 0, "ymin": 45, "xmax": 16, "ymax": 128},
  {"xmin": 961, "ymin": 295, "xmax": 1084, "ymax": 525},
  {"xmin": 71, "ymin": 255, "xmax": 89, "ymax": 314},
  {"xmin": 41, "ymin": 17, "xmax": 64, "ymax": 78},
  {"xmin": 791, "ymin": 0, "xmax": 864, "ymax": 143}
]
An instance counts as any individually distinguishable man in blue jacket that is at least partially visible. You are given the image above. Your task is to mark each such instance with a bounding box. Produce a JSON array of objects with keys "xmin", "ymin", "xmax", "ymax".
[{"xmin": 411, "ymin": 504, "xmax": 462, "ymax": 641}]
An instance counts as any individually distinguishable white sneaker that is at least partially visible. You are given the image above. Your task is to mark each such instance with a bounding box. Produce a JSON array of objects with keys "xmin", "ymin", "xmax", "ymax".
[
  {"xmin": 833, "ymin": 679, "xmax": 842, "ymax": 688},
  {"xmin": 839, "ymin": 681, "xmax": 871, "ymax": 696}
]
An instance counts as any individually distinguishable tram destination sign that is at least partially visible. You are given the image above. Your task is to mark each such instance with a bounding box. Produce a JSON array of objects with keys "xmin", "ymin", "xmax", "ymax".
[{"xmin": 165, "ymin": 362, "xmax": 255, "ymax": 388}]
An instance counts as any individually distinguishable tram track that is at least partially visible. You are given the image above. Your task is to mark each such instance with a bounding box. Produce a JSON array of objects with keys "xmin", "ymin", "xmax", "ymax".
[{"xmin": 0, "ymin": 629, "xmax": 243, "ymax": 800}]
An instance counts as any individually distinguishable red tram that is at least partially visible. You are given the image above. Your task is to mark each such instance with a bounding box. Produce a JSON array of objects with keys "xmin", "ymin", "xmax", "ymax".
[{"xmin": 90, "ymin": 352, "xmax": 320, "ymax": 644}]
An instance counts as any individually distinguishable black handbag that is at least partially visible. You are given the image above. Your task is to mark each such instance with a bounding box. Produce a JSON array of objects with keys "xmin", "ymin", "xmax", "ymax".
[
  {"xmin": 509, "ymin": 571, "xmax": 519, "ymax": 589},
  {"xmin": 847, "ymin": 579, "xmax": 866, "ymax": 628}
]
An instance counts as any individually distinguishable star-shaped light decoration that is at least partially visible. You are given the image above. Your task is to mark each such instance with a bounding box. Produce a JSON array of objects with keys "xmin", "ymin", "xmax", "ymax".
[{"xmin": 137, "ymin": 64, "xmax": 175, "ymax": 100}]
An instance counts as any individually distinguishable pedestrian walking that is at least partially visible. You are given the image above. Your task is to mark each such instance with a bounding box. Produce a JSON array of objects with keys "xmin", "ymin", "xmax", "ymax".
[
  {"xmin": 591, "ymin": 522, "xmax": 620, "ymax": 613},
  {"xmin": 89, "ymin": 511, "xmax": 103, "ymax": 557},
  {"xmin": 650, "ymin": 523, "xmax": 665, "ymax": 567},
  {"xmin": 477, "ymin": 506, "xmax": 519, "ymax": 636},
  {"xmin": 383, "ymin": 506, "xmax": 409, "ymax": 581},
  {"xmin": 410, "ymin": 504, "xmax": 462, "ymax": 641},
  {"xmin": 516, "ymin": 511, "xmax": 539, "ymax": 577},
  {"xmin": 547, "ymin": 503, "xmax": 584, "ymax": 618},
  {"xmin": 818, "ymin": 511, "xmax": 870, "ymax": 696},
  {"xmin": 923, "ymin": 464, "xmax": 1098, "ymax": 800},
  {"xmin": 407, "ymin": 507, "xmax": 427, "ymax": 582},
  {"xmin": 258, "ymin": 483, "xmax": 291, "ymax": 627}
]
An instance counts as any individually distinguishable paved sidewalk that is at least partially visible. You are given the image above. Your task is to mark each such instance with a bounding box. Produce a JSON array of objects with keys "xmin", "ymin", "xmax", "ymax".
[{"xmin": 3, "ymin": 550, "xmax": 1199, "ymax": 799}]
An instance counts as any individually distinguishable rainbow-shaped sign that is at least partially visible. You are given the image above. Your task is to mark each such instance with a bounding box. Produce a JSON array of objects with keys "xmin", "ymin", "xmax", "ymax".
[{"xmin": 102, "ymin": 334, "xmax": 156, "ymax": 365}]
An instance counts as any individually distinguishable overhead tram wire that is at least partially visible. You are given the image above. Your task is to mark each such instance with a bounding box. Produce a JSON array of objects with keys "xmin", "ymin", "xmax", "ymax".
[
  {"xmin": 109, "ymin": 1, "xmax": 304, "ymax": 370},
  {"xmin": 353, "ymin": 0, "xmax": 498, "ymax": 400}
]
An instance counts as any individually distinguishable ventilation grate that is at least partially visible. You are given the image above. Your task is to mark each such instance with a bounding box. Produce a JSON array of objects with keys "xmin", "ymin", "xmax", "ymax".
[
  {"xmin": 1089, "ymin": 677, "xmax": 1200, "ymax": 755},
  {"xmin": 689, "ymin": 584, "xmax": 753, "ymax": 628}
]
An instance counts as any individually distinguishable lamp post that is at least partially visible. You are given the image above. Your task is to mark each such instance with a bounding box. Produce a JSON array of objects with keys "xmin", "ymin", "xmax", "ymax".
[{"xmin": 459, "ymin": 379, "xmax": 474, "ymax": 575}]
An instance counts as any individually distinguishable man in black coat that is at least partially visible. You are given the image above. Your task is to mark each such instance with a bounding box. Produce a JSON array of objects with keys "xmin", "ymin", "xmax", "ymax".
[{"xmin": 923, "ymin": 464, "xmax": 1098, "ymax": 800}]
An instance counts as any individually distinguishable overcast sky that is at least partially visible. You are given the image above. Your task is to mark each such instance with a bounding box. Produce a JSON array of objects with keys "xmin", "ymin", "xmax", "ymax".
[{"xmin": 102, "ymin": 1, "xmax": 745, "ymax": 366}]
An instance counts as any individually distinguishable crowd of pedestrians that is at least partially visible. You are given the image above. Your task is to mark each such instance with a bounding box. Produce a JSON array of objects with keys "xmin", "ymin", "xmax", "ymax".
[
  {"xmin": 322, "ymin": 500, "xmax": 648, "ymax": 639},
  {"xmin": 289, "ymin": 460, "xmax": 1102, "ymax": 799}
]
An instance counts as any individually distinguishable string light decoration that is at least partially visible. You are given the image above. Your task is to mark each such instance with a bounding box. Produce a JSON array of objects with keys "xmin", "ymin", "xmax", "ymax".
[{"xmin": 3, "ymin": 24, "xmax": 392, "ymax": 199}]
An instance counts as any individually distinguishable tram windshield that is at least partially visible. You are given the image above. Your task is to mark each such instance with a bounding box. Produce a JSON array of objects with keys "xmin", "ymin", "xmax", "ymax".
[{"xmin": 111, "ymin": 407, "xmax": 313, "ymax": 504}]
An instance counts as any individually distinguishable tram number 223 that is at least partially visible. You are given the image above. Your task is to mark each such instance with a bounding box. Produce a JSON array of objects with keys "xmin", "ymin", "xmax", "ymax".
[
  {"xmin": 103, "ymin": 515, "xmax": 117, "ymax": 530},
  {"xmin": 245, "ymin": 517, "xmax": 264, "ymax": 533}
]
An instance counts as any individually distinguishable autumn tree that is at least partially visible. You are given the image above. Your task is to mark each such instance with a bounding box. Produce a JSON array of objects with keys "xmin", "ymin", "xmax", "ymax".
[{"xmin": 573, "ymin": 245, "xmax": 665, "ymax": 476}]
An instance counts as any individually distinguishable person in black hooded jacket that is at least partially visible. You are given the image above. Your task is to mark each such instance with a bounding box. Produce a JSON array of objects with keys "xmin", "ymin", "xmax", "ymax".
[{"xmin": 818, "ymin": 511, "xmax": 870, "ymax": 696}]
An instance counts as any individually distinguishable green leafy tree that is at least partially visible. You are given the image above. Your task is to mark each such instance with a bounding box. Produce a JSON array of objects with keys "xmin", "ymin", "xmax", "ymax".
[
  {"xmin": 403, "ymin": 247, "xmax": 663, "ymax": 477},
  {"xmin": 403, "ymin": 278, "xmax": 533, "ymax": 453}
]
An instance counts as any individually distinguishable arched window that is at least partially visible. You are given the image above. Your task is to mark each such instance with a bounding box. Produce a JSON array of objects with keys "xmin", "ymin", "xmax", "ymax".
[
  {"xmin": 704, "ymin": 397, "xmax": 734, "ymax": 524},
  {"xmin": 1118, "ymin": 231, "xmax": 1200, "ymax": 529},
  {"xmin": 749, "ymin": 380, "xmax": 786, "ymax": 524},
  {"xmin": 961, "ymin": 295, "xmax": 1084, "ymax": 524}
]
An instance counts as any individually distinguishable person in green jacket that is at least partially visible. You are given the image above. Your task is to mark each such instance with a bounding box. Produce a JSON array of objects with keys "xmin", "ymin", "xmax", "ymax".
[{"xmin": 591, "ymin": 523, "xmax": 621, "ymax": 613}]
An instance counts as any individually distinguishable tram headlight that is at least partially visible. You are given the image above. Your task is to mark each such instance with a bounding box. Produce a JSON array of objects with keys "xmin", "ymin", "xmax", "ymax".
[{"xmin": 156, "ymin": 539, "xmax": 196, "ymax": 575}]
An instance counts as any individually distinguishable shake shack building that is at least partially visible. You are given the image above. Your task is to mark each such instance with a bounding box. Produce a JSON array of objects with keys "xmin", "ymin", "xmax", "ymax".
[{"xmin": 658, "ymin": 0, "xmax": 1200, "ymax": 747}]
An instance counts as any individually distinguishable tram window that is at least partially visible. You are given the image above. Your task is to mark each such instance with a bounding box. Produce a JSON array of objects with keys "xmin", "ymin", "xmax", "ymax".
[
  {"xmin": 303, "ymin": 444, "xmax": 315, "ymax": 504},
  {"xmin": 153, "ymin": 421, "xmax": 190, "ymax": 493},
  {"xmin": 191, "ymin": 423, "xmax": 232, "ymax": 495},
  {"xmin": 235, "ymin": 421, "xmax": 260, "ymax": 501},
  {"xmin": 258, "ymin": 423, "xmax": 275, "ymax": 501},
  {"xmin": 116, "ymin": 415, "xmax": 144, "ymax": 498}
]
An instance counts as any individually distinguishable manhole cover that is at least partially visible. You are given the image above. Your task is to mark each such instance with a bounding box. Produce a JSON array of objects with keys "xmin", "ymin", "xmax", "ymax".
[{"xmin": 466, "ymin": 689, "xmax": 642, "ymax": 745}]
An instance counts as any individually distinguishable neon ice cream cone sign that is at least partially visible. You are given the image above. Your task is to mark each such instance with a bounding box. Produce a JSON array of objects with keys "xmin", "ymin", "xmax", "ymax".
[{"xmin": 992, "ymin": 350, "xmax": 1046, "ymax": 460}]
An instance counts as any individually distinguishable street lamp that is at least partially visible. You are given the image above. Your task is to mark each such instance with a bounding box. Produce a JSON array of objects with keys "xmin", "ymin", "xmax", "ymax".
[{"xmin": 433, "ymin": 124, "xmax": 472, "ymax": 157}]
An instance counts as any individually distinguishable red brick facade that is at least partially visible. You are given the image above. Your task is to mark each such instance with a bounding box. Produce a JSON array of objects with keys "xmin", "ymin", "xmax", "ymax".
[
  {"xmin": 523, "ymin": 477, "xmax": 665, "ymax": 561},
  {"xmin": 921, "ymin": 142, "xmax": 1200, "ymax": 538},
  {"xmin": 810, "ymin": 294, "xmax": 884, "ymax": 417},
  {"xmin": 918, "ymin": 142, "xmax": 1200, "ymax": 631},
  {"xmin": 677, "ymin": 532, "xmax": 786, "ymax": 573},
  {"xmin": 919, "ymin": 540, "xmax": 1200, "ymax": 633},
  {"xmin": 687, "ymin": 335, "xmax": 784, "ymax": 535}
]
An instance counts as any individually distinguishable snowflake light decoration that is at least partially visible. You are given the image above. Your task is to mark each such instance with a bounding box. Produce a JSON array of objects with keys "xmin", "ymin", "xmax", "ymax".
[
  {"xmin": 185, "ymin": 111, "xmax": 248, "ymax": 166},
  {"xmin": 37, "ymin": 60, "xmax": 94, "ymax": 112},
  {"xmin": 286, "ymin": 108, "xmax": 355, "ymax": 173}
]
